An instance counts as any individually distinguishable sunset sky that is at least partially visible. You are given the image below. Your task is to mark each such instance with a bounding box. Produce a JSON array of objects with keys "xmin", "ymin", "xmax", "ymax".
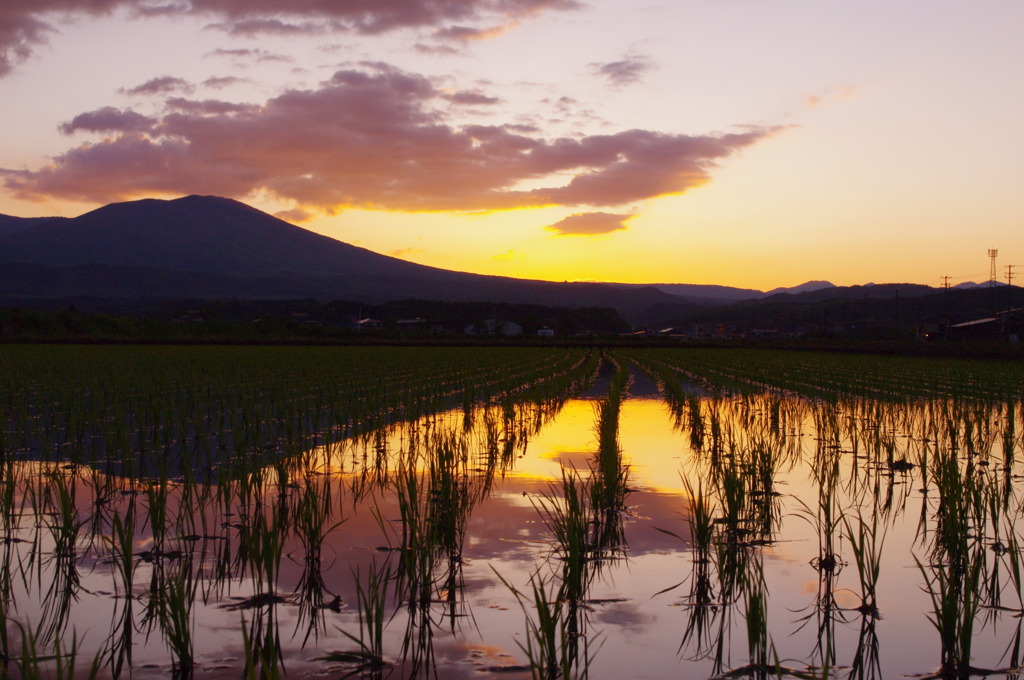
[{"xmin": 1, "ymin": 1, "xmax": 1021, "ymax": 290}]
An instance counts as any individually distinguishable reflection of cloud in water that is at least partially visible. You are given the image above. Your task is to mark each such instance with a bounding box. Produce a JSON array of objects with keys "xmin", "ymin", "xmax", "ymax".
[
  {"xmin": 543, "ymin": 448, "xmax": 594, "ymax": 469},
  {"xmin": 591, "ymin": 599, "xmax": 658, "ymax": 636}
]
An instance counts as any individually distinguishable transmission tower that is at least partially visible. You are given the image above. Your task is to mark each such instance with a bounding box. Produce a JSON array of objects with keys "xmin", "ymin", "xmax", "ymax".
[{"xmin": 989, "ymin": 249, "xmax": 999, "ymax": 287}]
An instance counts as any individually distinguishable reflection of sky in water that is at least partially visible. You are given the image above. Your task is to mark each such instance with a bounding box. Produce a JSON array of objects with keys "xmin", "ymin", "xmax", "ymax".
[{"xmin": 6, "ymin": 394, "xmax": 1024, "ymax": 679}]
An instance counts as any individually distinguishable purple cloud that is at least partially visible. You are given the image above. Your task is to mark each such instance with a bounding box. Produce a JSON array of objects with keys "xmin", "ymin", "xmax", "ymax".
[
  {"xmin": 58, "ymin": 107, "xmax": 157, "ymax": 135},
  {"xmin": 3, "ymin": 65, "xmax": 775, "ymax": 212},
  {"xmin": 0, "ymin": 13, "xmax": 55, "ymax": 76}
]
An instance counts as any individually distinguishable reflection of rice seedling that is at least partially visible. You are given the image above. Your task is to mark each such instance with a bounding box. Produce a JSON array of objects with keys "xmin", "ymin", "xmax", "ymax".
[
  {"xmin": 715, "ymin": 458, "xmax": 747, "ymax": 543},
  {"xmin": 930, "ymin": 446, "xmax": 978, "ymax": 569},
  {"xmin": 160, "ymin": 565, "xmax": 197, "ymax": 677},
  {"xmin": 918, "ymin": 551, "xmax": 985, "ymax": 677},
  {"xmin": 842, "ymin": 509, "xmax": 885, "ymax": 619},
  {"xmin": 722, "ymin": 556, "xmax": 794, "ymax": 680},
  {"xmin": 320, "ymin": 559, "xmax": 393, "ymax": 673},
  {"xmin": 746, "ymin": 437, "xmax": 784, "ymax": 542},
  {"xmin": 43, "ymin": 470, "xmax": 83, "ymax": 560},
  {"xmin": 35, "ymin": 470, "xmax": 84, "ymax": 646},
  {"xmin": 497, "ymin": 569, "xmax": 593, "ymax": 680},
  {"xmin": 107, "ymin": 509, "xmax": 136, "ymax": 596},
  {"xmin": 237, "ymin": 502, "xmax": 286, "ymax": 598},
  {"xmin": 534, "ymin": 466, "xmax": 592, "ymax": 605},
  {"xmin": 240, "ymin": 608, "xmax": 285, "ymax": 680},
  {"xmin": 291, "ymin": 477, "xmax": 345, "ymax": 644},
  {"xmin": 652, "ymin": 472, "xmax": 722, "ymax": 662},
  {"xmin": 794, "ymin": 453, "xmax": 843, "ymax": 573},
  {"xmin": 682, "ymin": 476, "xmax": 715, "ymax": 567},
  {"xmin": 742, "ymin": 573, "xmax": 774, "ymax": 675},
  {"xmin": 5, "ymin": 616, "xmax": 101, "ymax": 680},
  {"xmin": 688, "ymin": 398, "xmax": 705, "ymax": 451},
  {"xmin": 848, "ymin": 616, "xmax": 882, "ymax": 680},
  {"xmin": 143, "ymin": 478, "xmax": 171, "ymax": 553}
]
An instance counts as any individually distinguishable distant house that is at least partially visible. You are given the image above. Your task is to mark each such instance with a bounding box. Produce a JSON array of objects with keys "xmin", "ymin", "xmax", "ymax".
[
  {"xmin": 949, "ymin": 308, "xmax": 1023, "ymax": 342},
  {"xmin": 537, "ymin": 327, "xmax": 555, "ymax": 337},
  {"xmin": 465, "ymin": 319, "xmax": 523, "ymax": 336}
]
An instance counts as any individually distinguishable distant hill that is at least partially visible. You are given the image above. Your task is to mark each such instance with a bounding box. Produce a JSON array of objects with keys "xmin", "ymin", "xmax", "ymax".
[
  {"xmin": 613, "ymin": 280, "xmax": 836, "ymax": 305},
  {"xmin": 763, "ymin": 280, "xmax": 835, "ymax": 296},
  {"xmin": 751, "ymin": 282, "xmax": 937, "ymax": 305},
  {"xmin": 0, "ymin": 214, "xmax": 66, "ymax": 240},
  {"xmin": 0, "ymin": 195, "xmax": 684, "ymax": 320}
]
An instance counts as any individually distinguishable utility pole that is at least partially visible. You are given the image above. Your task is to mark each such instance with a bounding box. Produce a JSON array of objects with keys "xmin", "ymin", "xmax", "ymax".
[{"xmin": 1008, "ymin": 265, "xmax": 1018, "ymax": 316}]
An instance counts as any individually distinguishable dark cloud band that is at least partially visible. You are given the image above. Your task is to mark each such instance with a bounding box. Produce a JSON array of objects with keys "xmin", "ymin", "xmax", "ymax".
[{"xmin": 0, "ymin": 0, "xmax": 579, "ymax": 76}]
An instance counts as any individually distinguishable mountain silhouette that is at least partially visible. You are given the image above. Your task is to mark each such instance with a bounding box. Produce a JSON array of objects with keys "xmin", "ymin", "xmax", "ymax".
[
  {"xmin": 0, "ymin": 195, "xmax": 687, "ymax": 317},
  {"xmin": 0, "ymin": 195, "xmax": 437, "ymax": 277}
]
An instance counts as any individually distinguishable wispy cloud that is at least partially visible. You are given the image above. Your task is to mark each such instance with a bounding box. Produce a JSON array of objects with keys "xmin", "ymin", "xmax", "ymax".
[
  {"xmin": 202, "ymin": 75, "xmax": 250, "ymax": 89},
  {"xmin": 803, "ymin": 84, "xmax": 855, "ymax": 108},
  {"xmin": 121, "ymin": 76, "xmax": 195, "ymax": 96},
  {"xmin": 432, "ymin": 23, "xmax": 515, "ymax": 43},
  {"xmin": 546, "ymin": 212, "xmax": 632, "ymax": 236},
  {"xmin": 205, "ymin": 48, "xmax": 291, "ymax": 65},
  {"xmin": 3, "ymin": 64, "xmax": 775, "ymax": 211},
  {"xmin": 590, "ymin": 54, "xmax": 653, "ymax": 87}
]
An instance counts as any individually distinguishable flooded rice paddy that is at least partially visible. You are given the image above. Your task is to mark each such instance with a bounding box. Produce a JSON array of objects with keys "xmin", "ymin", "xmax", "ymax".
[{"xmin": 2, "ymin": 345, "xmax": 1024, "ymax": 679}]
